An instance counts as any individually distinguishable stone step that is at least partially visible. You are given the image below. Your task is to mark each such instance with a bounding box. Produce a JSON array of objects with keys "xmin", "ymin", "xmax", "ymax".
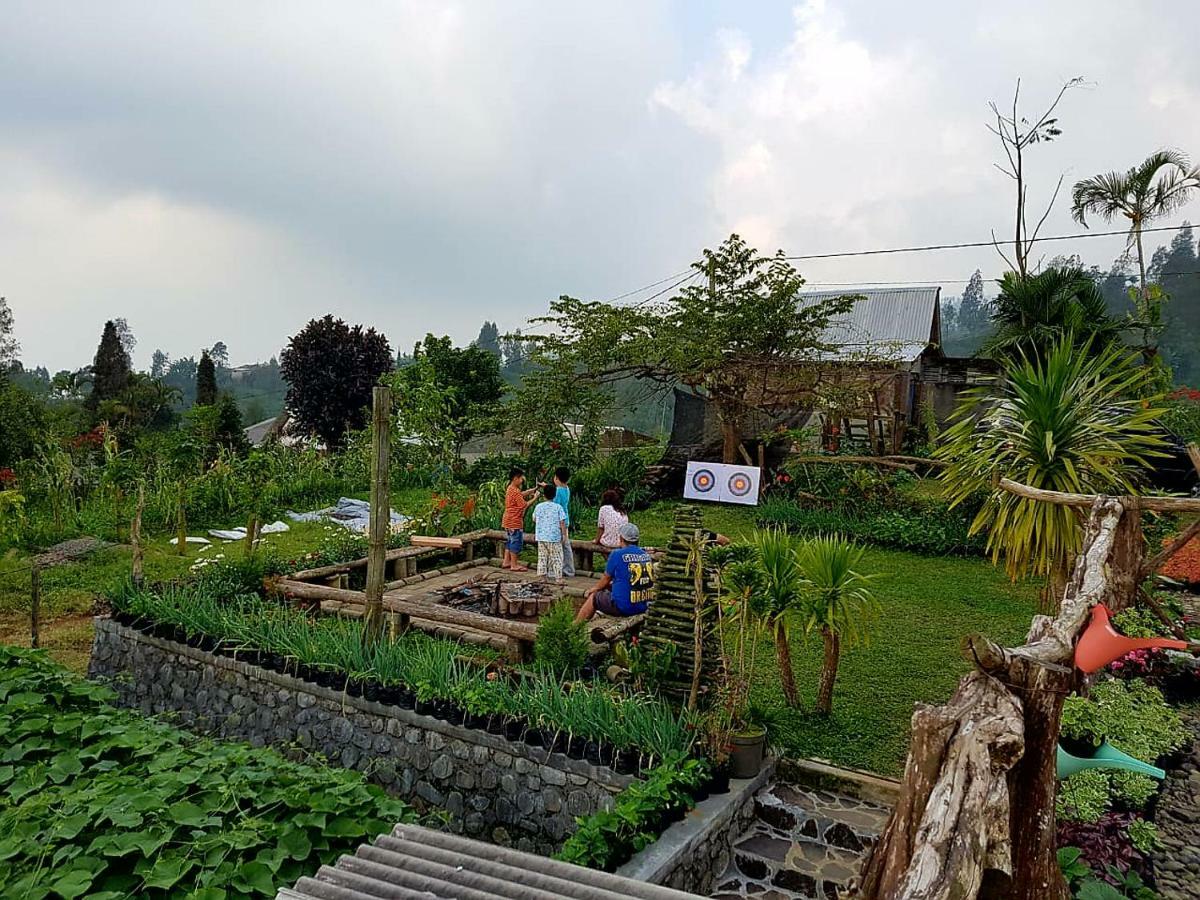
[{"xmin": 709, "ymin": 780, "xmax": 893, "ymax": 900}]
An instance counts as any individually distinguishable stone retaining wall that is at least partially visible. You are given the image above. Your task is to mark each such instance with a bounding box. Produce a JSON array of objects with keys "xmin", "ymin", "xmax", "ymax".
[
  {"xmin": 88, "ymin": 617, "xmax": 632, "ymax": 855},
  {"xmin": 617, "ymin": 761, "xmax": 777, "ymax": 895}
]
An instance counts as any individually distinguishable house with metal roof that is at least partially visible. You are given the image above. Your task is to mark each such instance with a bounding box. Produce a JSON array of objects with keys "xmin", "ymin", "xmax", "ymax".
[{"xmin": 666, "ymin": 286, "xmax": 996, "ymax": 460}]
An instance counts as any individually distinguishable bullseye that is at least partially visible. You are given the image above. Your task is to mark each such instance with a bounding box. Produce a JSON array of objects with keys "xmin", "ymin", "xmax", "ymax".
[
  {"xmin": 691, "ymin": 468, "xmax": 716, "ymax": 493},
  {"xmin": 727, "ymin": 473, "xmax": 752, "ymax": 496}
]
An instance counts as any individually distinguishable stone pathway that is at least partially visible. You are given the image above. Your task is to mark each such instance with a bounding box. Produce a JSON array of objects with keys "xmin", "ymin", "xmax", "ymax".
[
  {"xmin": 710, "ymin": 781, "xmax": 890, "ymax": 900},
  {"xmin": 1150, "ymin": 703, "xmax": 1200, "ymax": 900}
]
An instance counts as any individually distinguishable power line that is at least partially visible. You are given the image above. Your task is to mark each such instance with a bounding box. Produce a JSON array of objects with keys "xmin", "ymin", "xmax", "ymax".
[
  {"xmin": 803, "ymin": 270, "xmax": 1200, "ymax": 288},
  {"xmin": 782, "ymin": 224, "xmax": 1193, "ymax": 262}
]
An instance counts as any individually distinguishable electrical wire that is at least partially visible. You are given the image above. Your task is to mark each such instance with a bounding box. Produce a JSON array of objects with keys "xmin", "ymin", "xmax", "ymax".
[{"xmin": 802, "ymin": 270, "xmax": 1200, "ymax": 287}]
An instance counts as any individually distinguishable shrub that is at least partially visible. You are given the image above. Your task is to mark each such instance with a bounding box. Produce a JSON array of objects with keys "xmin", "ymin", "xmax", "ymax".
[
  {"xmin": 1161, "ymin": 386, "xmax": 1200, "ymax": 444},
  {"xmin": 0, "ymin": 647, "xmax": 418, "ymax": 898},
  {"xmin": 555, "ymin": 753, "xmax": 709, "ymax": 871},
  {"xmin": 534, "ymin": 600, "xmax": 591, "ymax": 675}
]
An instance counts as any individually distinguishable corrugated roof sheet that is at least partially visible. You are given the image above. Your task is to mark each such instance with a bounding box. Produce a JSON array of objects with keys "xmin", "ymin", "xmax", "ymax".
[{"xmin": 799, "ymin": 286, "xmax": 940, "ymax": 362}]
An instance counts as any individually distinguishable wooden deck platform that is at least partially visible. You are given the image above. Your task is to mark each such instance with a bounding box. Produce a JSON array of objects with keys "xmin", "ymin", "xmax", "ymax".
[{"xmin": 277, "ymin": 823, "xmax": 704, "ymax": 900}]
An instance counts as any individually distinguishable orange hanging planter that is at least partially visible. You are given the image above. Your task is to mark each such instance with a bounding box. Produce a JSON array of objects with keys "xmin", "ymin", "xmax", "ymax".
[{"xmin": 1073, "ymin": 604, "xmax": 1188, "ymax": 674}]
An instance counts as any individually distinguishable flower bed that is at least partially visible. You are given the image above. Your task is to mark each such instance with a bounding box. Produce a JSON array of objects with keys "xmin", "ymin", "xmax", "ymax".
[
  {"xmin": 109, "ymin": 583, "xmax": 696, "ymax": 776},
  {"xmin": 0, "ymin": 646, "xmax": 418, "ymax": 899}
]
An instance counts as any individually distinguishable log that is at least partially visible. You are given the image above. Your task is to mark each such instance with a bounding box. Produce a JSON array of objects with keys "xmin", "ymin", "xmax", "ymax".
[
  {"xmin": 997, "ymin": 477, "xmax": 1200, "ymax": 512},
  {"xmin": 858, "ymin": 499, "xmax": 1129, "ymax": 900},
  {"xmin": 290, "ymin": 546, "xmax": 432, "ymax": 581},
  {"xmin": 386, "ymin": 598, "xmax": 539, "ymax": 641},
  {"xmin": 788, "ymin": 454, "xmax": 917, "ymax": 471}
]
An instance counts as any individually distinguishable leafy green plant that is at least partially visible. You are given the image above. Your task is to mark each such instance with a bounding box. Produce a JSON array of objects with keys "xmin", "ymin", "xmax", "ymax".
[
  {"xmin": 534, "ymin": 600, "xmax": 591, "ymax": 675},
  {"xmin": 0, "ymin": 646, "xmax": 418, "ymax": 899},
  {"xmin": 555, "ymin": 752, "xmax": 710, "ymax": 871}
]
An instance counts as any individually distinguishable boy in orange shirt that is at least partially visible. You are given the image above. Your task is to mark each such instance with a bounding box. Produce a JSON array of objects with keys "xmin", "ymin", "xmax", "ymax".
[{"xmin": 501, "ymin": 466, "xmax": 540, "ymax": 571}]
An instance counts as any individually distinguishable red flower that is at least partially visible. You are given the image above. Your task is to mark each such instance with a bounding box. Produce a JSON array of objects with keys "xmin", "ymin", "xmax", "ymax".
[{"xmin": 0, "ymin": 468, "xmax": 16, "ymax": 488}]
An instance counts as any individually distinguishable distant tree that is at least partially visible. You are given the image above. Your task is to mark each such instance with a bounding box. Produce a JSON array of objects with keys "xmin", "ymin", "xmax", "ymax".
[
  {"xmin": 0, "ymin": 297, "xmax": 18, "ymax": 373},
  {"xmin": 111, "ymin": 317, "xmax": 137, "ymax": 359},
  {"xmin": 164, "ymin": 356, "xmax": 199, "ymax": 408},
  {"xmin": 396, "ymin": 334, "xmax": 506, "ymax": 453},
  {"xmin": 1149, "ymin": 224, "xmax": 1200, "ymax": 383},
  {"xmin": 499, "ymin": 330, "xmax": 532, "ymax": 381},
  {"xmin": 280, "ymin": 315, "xmax": 392, "ymax": 448},
  {"xmin": 150, "ymin": 349, "xmax": 170, "ymax": 379},
  {"xmin": 474, "ymin": 321, "xmax": 502, "ymax": 356},
  {"xmin": 939, "ymin": 297, "xmax": 957, "ymax": 337},
  {"xmin": 215, "ymin": 393, "xmax": 248, "ymax": 454},
  {"xmin": 1072, "ymin": 150, "xmax": 1200, "ymax": 364},
  {"xmin": 985, "ymin": 267, "xmax": 1121, "ymax": 360},
  {"xmin": 957, "ymin": 270, "xmax": 988, "ymax": 331},
  {"xmin": 208, "ymin": 341, "xmax": 230, "ymax": 368},
  {"xmin": 195, "ymin": 351, "xmax": 218, "ymax": 406},
  {"xmin": 88, "ymin": 320, "xmax": 132, "ymax": 410},
  {"xmin": 0, "ymin": 380, "xmax": 43, "ymax": 467}
]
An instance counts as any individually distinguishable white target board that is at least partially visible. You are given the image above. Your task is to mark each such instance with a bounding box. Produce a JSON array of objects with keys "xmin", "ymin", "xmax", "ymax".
[{"xmin": 683, "ymin": 461, "xmax": 761, "ymax": 506}]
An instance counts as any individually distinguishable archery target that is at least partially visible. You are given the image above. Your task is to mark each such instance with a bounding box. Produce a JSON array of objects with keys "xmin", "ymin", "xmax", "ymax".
[
  {"xmin": 690, "ymin": 467, "xmax": 717, "ymax": 495},
  {"xmin": 683, "ymin": 461, "xmax": 761, "ymax": 505}
]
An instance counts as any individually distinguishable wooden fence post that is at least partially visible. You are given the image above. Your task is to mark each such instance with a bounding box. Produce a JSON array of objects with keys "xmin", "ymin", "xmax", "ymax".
[
  {"xmin": 131, "ymin": 485, "xmax": 145, "ymax": 589},
  {"xmin": 30, "ymin": 564, "xmax": 41, "ymax": 649},
  {"xmin": 363, "ymin": 385, "xmax": 392, "ymax": 644}
]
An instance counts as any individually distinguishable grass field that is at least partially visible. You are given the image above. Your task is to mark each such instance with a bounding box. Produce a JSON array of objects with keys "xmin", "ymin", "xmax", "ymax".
[{"xmin": 0, "ymin": 493, "xmax": 1038, "ymax": 776}]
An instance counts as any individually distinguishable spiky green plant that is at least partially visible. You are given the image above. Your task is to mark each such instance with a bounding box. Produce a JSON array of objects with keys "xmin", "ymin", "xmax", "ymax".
[
  {"xmin": 937, "ymin": 338, "xmax": 1167, "ymax": 602},
  {"xmin": 751, "ymin": 527, "xmax": 808, "ymax": 708},
  {"xmin": 795, "ymin": 534, "xmax": 881, "ymax": 715},
  {"xmin": 985, "ymin": 267, "xmax": 1121, "ymax": 361}
]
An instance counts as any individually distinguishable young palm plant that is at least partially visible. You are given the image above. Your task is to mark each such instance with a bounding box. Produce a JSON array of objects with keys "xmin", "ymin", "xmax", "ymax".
[
  {"xmin": 938, "ymin": 337, "xmax": 1167, "ymax": 604},
  {"xmin": 984, "ymin": 266, "xmax": 1121, "ymax": 361},
  {"xmin": 795, "ymin": 535, "xmax": 880, "ymax": 715},
  {"xmin": 751, "ymin": 527, "xmax": 807, "ymax": 708}
]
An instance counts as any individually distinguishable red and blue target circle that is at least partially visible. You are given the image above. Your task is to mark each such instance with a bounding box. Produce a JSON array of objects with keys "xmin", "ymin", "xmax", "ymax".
[
  {"xmin": 727, "ymin": 472, "xmax": 753, "ymax": 497},
  {"xmin": 691, "ymin": 468, "xmax": 717, "ymax": 493}
]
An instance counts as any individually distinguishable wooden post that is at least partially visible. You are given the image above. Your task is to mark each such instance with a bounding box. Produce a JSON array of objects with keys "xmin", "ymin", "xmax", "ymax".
[
  {"xmin": 363, "ymin": 385, "xmax": 391, "ymax": 644},
  {"xmin": 131, "ymin": 485, "xmax": 145, "ymax": 589},
  {"xmin": 30, "ymin": 564, "xmax": 41, "ymax": 649},
  {"xmin": 176, "ymin": 490, "xmax": 187, "ymax": 556}
]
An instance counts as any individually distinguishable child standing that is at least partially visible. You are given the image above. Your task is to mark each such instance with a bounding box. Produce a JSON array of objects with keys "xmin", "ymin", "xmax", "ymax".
[
  {"xmin": 501, "ymin": 466, "xmax": 540, "ymax": 571},
  {"xmin": 533, "ymin": 483, "xmax": 568, "ymax": 582},
  {"xmin": 594, "ymin": 488, "xmax": 629, "ymax": 553},
  {"xmin": 553, "ymin": 467, "xmax": 575, "ymax": 577}
]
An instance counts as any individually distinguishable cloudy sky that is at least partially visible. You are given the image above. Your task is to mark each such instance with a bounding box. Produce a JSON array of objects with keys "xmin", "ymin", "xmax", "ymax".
[{"xmin": 3, "ymin": 0, "xmax": 1199, "ymax": 371}]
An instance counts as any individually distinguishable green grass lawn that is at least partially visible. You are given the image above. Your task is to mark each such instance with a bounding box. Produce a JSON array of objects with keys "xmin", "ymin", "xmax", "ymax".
[{"xmin": 2, "ymin": 492, "xmax": 1038, "ymax": 776}]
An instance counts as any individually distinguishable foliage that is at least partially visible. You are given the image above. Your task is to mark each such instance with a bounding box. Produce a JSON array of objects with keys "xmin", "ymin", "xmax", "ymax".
[
  {"xmin": 985, "ymin": 267, "xmax": 1122, "ymax": 360},
  {"xmin": 534, "ymin": 600, "xmax": 590, "ymax": 676},
  {"xmin": 1058, "ymin": 679, "xmax": 1187, "ymax": 821},
  {"xmin": 937, "ymin": 338, "xmax": 1167, "ymax": 594},
  {"xmin": 555, "ymin": 753, "xmax": 710, "ymax": 871},
  {"xmin": 0, "ymin": 379, "xmax": 44, "ymax": 468},
  {"xmin": 395, "ymin": 334, "xmax": 505, "ymax": 452},
  {"xmin": 751, "ymin": 527, "xmax": 809, "ymax": 708},
  {"xmin": 570, "ymin": 448, "xmax": 657, "ymax": 509},
  {"xmin": 196, "ymin": 350, "xmax": 218, "ymax": 406},
  {"xmin": 795, "ymin": 533, "xmax": 882, "ymax": 714},
  {"xmin": 280, "ymin": 315, "xmax": 392, "ymax": 448},
  {"xmin": 0, "ymin": 296, "xmax": 17, "ymax": 368},
  {"xmin": 87, "ymin": 319, "xmax": 132, "ymax": 411},
  {"xmin": 0, "ymin": 646, "xmax": 418, "ymax": 898},
  {"xmin": 520, "ymin": 234, "xmax": 859, "ymax": 459},
  {"xmin": 110, "ymin": 585, "xmax": 696, "ymax": 761},
  {"xmin": 1160, "ymin": 386, "xmax": 1200, "ymax": 444}
]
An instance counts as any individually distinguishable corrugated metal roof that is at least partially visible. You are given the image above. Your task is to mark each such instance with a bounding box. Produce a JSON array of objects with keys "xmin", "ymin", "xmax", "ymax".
[{"xmin": 799, "ymin": 286, "xmax": 940, "ymax": 362}]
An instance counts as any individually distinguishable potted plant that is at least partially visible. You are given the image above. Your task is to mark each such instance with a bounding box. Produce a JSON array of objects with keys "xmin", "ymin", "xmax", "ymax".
[{"xmin": 707, "ymin": 545, "xmax": 771, "ymax": 779}]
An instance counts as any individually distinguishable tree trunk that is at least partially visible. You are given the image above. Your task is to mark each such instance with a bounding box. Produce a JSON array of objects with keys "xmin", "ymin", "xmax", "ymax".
[
  {"xmin": 131, "ymin": 485, "xmax": 144, "ymax": 589},
  {"xmin": 243, "ymin": 514, "xmax": 259, "ymax": 558},
  {"xmin": 363, "ymin": 385, "xmax": 392, "ymax": 645},
  {"xmin": 176, "ymin": 495, "xmax": 187, "ymax": 556},
  {"xmin": 721, "ymin": 417, "xmax": 740, "ymax": 465},
  {"xmin": 1134, "ymin": 223, "xmax": 1158, "ymax": 365},
  {"xmin": 816, "ymin": 627, "xmax": 839, "ymax": 715},
  {"xmin": 774, "ymin": 624, "xmax": 800, "ymax": 708}
]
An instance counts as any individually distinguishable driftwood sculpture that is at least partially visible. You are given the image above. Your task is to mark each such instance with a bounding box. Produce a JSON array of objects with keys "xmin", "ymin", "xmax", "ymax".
[{"xmin": 856, "ymin": 480, "xmax": 1200, "ymax": 900}]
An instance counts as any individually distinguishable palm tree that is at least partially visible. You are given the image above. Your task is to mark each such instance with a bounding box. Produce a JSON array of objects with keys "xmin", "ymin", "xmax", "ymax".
[
  {"xmin": 752, "ymin": 527, "xmax": 808, "ymax": 708},
  {"xmin": 938, "ymin": 337, "xmax": 1167, "ymax": 603},
  {"xmin": 796, "ymin": 535, "xmax": 880, "ymax": 715},
  {"xmin": 1071, "ymin": 150, "xmax": 1200, "ymax": 362},
  {"xmin": 985, "ymin": 266, "xmax": 1121, "ymax": 361}
]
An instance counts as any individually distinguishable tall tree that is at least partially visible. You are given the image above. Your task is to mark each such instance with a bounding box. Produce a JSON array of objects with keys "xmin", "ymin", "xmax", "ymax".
[
  {"xmin": 111, "ymin": 317, "xmax": 137, "ymax": 360},
  {"xmin": 208, "ymin": 341, "xmax": 230, "ymax": 368},
  {"xmin": 957, "ymin": 269, "xmax": 989, "ymax": 331},
  {"xmin": 988, "ymin": 77, "xmax": 1084, "ymax": 276},
  {"xmin": 195, "ymin": 351, "xmax": 218, "ymax": 406},
  {"xmin": 150, "ymin": 349, "xmax": 170, "ymax": 379},
  {"xmin": 523, "ymin": 234, "xmax": 857, "ymax": 462},
  {"xmin": 0, "ymin": 297, "xmax": 18, "ymax": 374},
  {"xmin": 1071, "ymin": 150, "xmax": 1200, "ymax": 364},
  {"xmin": 88, "ymin": 320, "xmax": 132, "ymax": 410},
  {"xmin": 474, "ymin": 321, "xmax": 501, "ymax": 356},
  {"xmin": 396, "ymin": 334, "xmax": 505, "ymax": 453},
  {"xmin": 985, "ymin": 266, "xmax": 1121, "ymax": 360},
  {"xmin": 280, "ymin": 315, "xmax": 392, "ymax": 448}
]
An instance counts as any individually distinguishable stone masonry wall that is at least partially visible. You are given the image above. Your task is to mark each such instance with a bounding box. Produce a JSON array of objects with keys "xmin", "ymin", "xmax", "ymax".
[{"xmin": 88, "ymin": 618, "xmax": 632, "ymax": 855}]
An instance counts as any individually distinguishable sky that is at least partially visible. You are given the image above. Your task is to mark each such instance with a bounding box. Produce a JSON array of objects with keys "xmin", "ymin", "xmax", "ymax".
[{"xmin": 3, "ymin": 0, "xmax": 1200, "ymax": 372}]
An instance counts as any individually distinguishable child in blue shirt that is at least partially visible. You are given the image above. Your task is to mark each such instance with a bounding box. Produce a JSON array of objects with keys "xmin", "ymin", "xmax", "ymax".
[
  {"xmin": 553, "ymin": 467, "xmax": 575, "ymax": 577},
  {"xmin": 532, "ymin": 483, "xmax": 568, "ymax": 582}
]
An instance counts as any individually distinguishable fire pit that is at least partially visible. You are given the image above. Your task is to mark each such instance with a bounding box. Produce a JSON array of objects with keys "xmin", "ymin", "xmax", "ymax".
[{"xmin": 490, "ymin": 581, "xmax": 557, "ymax": 618}]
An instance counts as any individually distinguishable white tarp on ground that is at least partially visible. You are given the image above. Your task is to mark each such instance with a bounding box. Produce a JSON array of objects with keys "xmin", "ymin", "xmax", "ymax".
[
  {"xmin": 170, "ymin": 536, "xmax": 212, "ymax": 546},
  {"xmin": 286, "ymin": 497, "xmax": 408, "ymax": 533},
  {"xmin": 207, "ymin": 521, "xmax": 291, "ymax": 541}
]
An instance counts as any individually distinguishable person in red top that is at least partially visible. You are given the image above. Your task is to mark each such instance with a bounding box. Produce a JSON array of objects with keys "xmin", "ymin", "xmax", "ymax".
[{"xmin": 501, "ymin": 466, "xmax": 541, "ymax": 571}]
